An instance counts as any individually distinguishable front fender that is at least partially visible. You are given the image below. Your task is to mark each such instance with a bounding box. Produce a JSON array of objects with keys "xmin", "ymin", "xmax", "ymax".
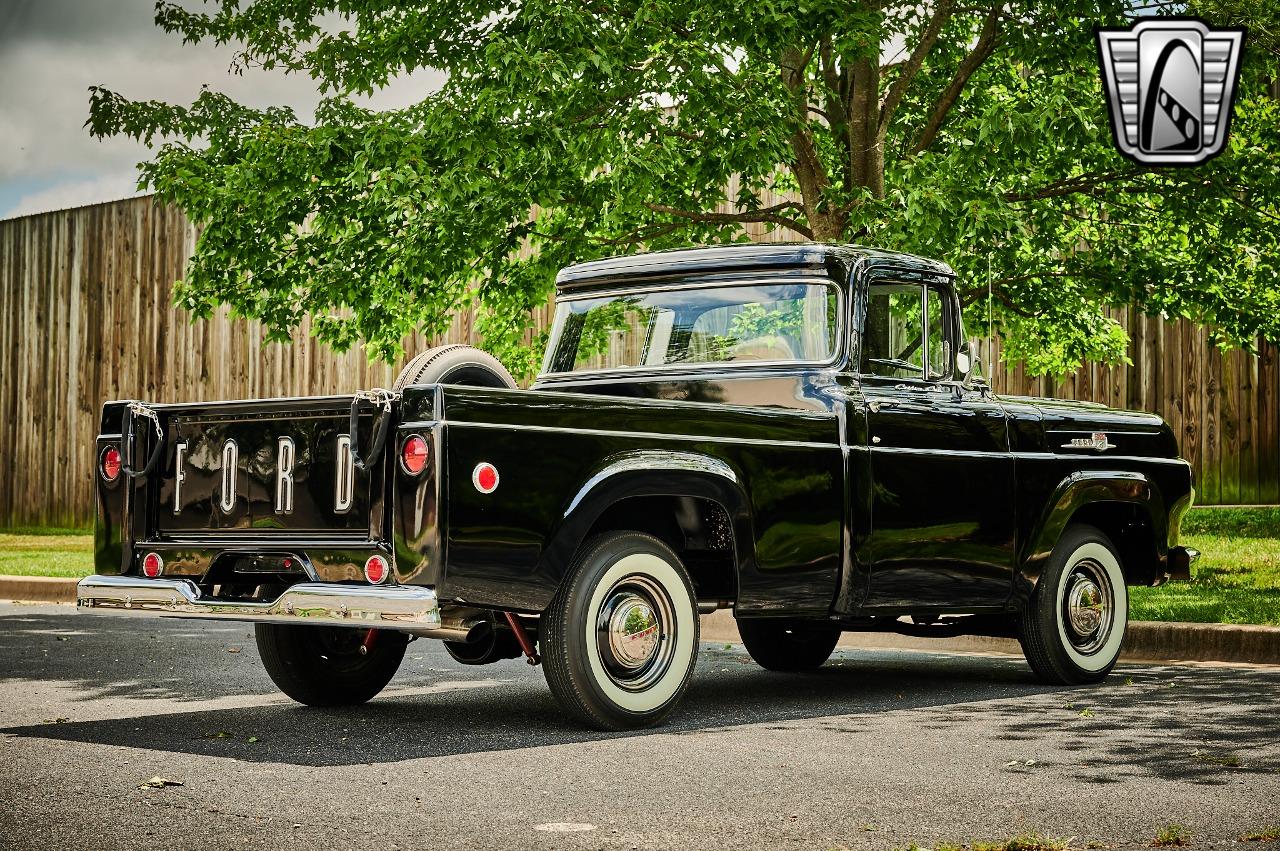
[
  {"xmin": 1020, "ymin": 470, "xmax": 1166, "ymax": 587},
  {"xmin": 536, "ymin": 449, "xmax": 754, "ymax": 588}
]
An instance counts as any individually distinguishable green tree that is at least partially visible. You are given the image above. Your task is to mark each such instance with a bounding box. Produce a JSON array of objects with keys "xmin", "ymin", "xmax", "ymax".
[{"xmin": 88, "ymin": 0, "xmax": 1280, "ymax": 378}]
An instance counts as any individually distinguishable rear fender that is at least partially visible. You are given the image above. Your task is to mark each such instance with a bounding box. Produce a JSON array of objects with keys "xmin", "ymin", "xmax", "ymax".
[{"xmin": 537, "ymin": 449, "xmax": 753, "ymax": 590}]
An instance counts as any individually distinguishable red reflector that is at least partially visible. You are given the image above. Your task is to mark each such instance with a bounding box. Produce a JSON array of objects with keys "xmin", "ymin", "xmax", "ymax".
[
  {"xmin": 101, "ymin": 446, "xmax": 121, "ymax": 482},
  {"xmin": 472, "ymin": 462, "xmax": 499, "ymax": 494},
  {"xmin": 141, "ymin": 552, "xmax": 163, "ymax": 578},
  {"xmin": 364, "ymin": 554, "xmax": 389, "ymax": 585},
  {"xmin": 401, "ymin": 435, "xmax": 429, "ymax": 475}
]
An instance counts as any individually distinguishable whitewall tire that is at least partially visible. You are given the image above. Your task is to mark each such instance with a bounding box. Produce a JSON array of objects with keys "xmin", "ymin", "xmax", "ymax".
[
  {"xmin": 1019, "ymin": 524, "xmax": 1129, "ymax": 684},
  {"xmin": 541, "ymin": 532, "xmax": 699, "ymax": 730}
]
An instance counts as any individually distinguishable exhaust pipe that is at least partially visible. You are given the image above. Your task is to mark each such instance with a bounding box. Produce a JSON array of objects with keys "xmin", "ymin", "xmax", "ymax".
[{"xmin": 408, "ymin": 607, "xmax": 491, "ymax": 642}]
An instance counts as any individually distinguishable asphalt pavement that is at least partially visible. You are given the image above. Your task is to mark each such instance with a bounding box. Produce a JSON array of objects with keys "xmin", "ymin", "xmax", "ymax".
[{"xmin": 0, "ymin": 601, "xmax": 1276, "ymax": 850}]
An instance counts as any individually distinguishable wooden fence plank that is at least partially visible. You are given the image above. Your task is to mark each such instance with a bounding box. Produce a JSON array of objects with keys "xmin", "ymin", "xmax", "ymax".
[{"xmin": 0, "ymin": 195, "xmax": 1277, "ymax": 525}]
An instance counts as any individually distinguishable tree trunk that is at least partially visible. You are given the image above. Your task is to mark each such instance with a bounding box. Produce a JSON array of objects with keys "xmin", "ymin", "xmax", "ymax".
[{"xmin": 850, "ymin": 57, "xmax": 885, "ymax": 201}]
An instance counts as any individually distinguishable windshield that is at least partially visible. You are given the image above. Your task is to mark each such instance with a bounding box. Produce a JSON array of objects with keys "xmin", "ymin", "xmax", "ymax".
[{"xmin": 542, "ymin": 282, "xmax": 839, "ymax": 375}]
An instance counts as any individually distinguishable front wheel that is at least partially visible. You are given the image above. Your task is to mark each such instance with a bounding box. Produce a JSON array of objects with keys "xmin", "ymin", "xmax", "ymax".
[
  {"xmin": 541, "ymin": 532, "xmax": 700, "ymax": 731},
  {"xmin": 1019, "ymin": 524, "xmax": 1128, "ymax": 685},
  {"xmin": 255, "ymin": 624, "xmax": 408, "ymax": 706}
]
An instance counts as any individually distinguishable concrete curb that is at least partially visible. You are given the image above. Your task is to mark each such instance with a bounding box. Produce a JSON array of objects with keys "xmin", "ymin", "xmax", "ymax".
[
  {"xmin": 3, "ymin": 576, "xmax": 1276, "ymax": 666},
  {"xmin": 0, "ymin": 575, "xmax": 78, "ymax": 604},
  {"xmin": 699, "ymin": 610, "xmax": 1280, "ymax": 667}
]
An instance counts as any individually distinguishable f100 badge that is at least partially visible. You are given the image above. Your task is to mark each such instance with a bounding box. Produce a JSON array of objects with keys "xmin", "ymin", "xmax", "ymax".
[{"xmin": 1096, "ymin": 18, "xmax": 1244, "ymax": 166}]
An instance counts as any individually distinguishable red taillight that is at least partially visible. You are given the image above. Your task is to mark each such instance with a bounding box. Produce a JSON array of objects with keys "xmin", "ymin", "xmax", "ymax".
[
  {"xmin": 141, "ymin": 552, "xmax": 163, "ymax": 578},
  {"xmin": 364, "ymin": 554, "xmax": 389, "ymax": 585},
  {"xmin": 472, "ymin": 462, "xmax": 499, "ymax": 494},
  {"xmin": 101, "ymin": 445, "xmax": 121, "ymax": 482},
  {"xmin": 401, "ymin": 434, "xmax": 429, "ymax": 475}
]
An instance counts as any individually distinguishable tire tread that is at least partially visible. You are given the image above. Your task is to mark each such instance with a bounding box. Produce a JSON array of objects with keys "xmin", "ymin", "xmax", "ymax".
[
  {"xmin": 393, "ymin": 345, "xmax": 516, "ymax": 391},
  {"xmin": 541, "ymin": 532, "xmax": 698, "ymax": 731},
  {"xmin": 255, "ymin": 624, "xmax": 408, "ymax": 706},
  {"xmin": 738, "ymin": 619, "xmax": 841, "ymax": 671},
  {"xmin": 1018, "ymin": 523, "xmax": 1125, "ymax": 686}
]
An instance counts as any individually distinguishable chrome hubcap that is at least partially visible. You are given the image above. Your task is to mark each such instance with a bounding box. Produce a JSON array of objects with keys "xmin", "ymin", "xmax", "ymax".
[
  {"xmin": 1062, "ymin": 559, "xmax": 1113, "ymax": 654},
  {"xmin": 596, "ymin": 576, "xmax": 675, "ymax": 691},
  {"xmin": 607, "ymin": 593, "xmax": 660, "ymax": 668}
]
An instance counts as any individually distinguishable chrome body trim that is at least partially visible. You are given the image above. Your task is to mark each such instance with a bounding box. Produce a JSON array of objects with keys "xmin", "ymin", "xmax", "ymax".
[
  {"xmin": 564, "ymin": 450, "xmax": 739, "ymax": 517},
  {"xmin": 448, "ymin": 419, "xmax": 838, "ymax": 450},
  {"xmin": 76, "ymin": 575, "xmax": 442, "ymax": 631}
]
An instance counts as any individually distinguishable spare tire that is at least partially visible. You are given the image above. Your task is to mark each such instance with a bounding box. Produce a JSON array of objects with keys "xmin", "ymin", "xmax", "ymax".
[{"xmin": 393, "ymin": 344, "xmax": 517, "ymax": 391}]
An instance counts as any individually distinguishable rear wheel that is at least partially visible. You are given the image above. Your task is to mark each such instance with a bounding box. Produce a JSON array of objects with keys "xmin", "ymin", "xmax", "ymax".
[
  {"xmin": 738, "ymin": 619, "xmax": 842, "ymax": 671},
  {"xmin": 255, "ymin": 624, "xmax": 408, "ymax": 706},
  {"xmin": 541, "ymin": 532, "xmax": 699, "ymax": 731},
  {"xmin": 1019, "ymin": 524, "xmax": 1128, "ymax": 685}
]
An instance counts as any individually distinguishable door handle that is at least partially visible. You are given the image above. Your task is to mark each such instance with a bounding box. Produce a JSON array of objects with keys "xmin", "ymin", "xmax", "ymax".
[{"xmin": 868, "ymin": 400, "xmax": 899, "ymax": 413}]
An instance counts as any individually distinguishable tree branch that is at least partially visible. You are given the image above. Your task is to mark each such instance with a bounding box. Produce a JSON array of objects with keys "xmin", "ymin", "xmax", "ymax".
[
  {"xmin": 878, "ymin": 0, "xmax": 956, "ymax": 138},
  {"xmin": 780, "ymin": 44, "xmax": 834, "ymax": 237},
  {"xmin": 643, "ymin": 201, "xmax": 815, "ymax": 239},
  {"xmin": 819, "ymin": 34, "xmax": 854, "ymax": 191},
  {"xmin": 912, "ymin": 4, "xmax": 1003, "ymax": 154},
  {"xmin": 1003, "ymin": 168, "xmax": 1150, "ymax": 202}
]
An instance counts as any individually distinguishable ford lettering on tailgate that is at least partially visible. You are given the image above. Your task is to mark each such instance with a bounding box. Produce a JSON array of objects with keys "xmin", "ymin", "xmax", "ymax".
[{"xmin": 159, "ymin": 413, "xmax": 372, "ymax": 533}]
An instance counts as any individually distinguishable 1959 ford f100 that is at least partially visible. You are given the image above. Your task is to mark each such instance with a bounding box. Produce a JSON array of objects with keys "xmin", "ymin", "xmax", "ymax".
[{"xmin": 79, "ymin": 243, "xmax": 1196, "ymax": 730}]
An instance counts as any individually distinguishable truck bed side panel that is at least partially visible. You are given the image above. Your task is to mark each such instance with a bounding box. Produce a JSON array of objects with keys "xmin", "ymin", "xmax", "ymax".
[{"xmin": 436, "ymin": 387, "xmax": 844, "ymax": 616}]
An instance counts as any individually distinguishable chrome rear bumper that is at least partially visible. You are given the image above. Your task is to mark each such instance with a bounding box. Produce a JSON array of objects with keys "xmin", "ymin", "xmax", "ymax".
[{"xmin": 76, "ymin": 575, "xmax": 442, "ymax": 631}]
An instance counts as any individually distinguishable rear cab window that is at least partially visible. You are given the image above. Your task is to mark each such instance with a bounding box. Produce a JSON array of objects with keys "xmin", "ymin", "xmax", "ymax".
[{"xmin": 542, "ymin": 282, "xmax": 840, "ymax": 375}]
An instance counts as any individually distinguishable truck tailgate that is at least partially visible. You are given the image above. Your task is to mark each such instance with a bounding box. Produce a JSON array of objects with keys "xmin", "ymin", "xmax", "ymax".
[{"xmin": 148, "ymin": 396, "xmax": 384, "ymax": 536}]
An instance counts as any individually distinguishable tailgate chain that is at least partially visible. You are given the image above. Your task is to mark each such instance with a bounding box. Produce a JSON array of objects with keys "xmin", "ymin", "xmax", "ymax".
[
  {"xmin": 122, "ymin": 402, "xmax": 165, "ymax": 479},
  {"xmin": 349, "ymin": 388, "xmax": 402, "ymax": 472}
]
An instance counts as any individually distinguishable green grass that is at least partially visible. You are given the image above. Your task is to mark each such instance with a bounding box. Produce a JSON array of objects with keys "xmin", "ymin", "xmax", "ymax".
[
  {"xmin": 0, "ymin": 532, "xmax": 93, "ymax": 578},
  {"xmin": 1151, "ymin": 824, "xmax": 1192, "ymax": 847},
  {"xmin": 1, "ymin": 507, "xmax": 1276, "ymax": 623},
  {"xmin": 1240, "ymin": 827, "xmax": 1280, "ymax": 843},
  {"xmin": 1130, "ymin": 525, "xmax": 1280, "ymax": 626},
  {"xmin": 1, "ymin": 525, "xmax": 92, "ymax": 537},
  {"xmin": 1181, "ymin": 506, "xmax": 1280, "ymax": 538}
]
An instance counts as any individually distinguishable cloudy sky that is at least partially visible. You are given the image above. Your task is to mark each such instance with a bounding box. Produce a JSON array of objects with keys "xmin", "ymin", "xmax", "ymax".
[{"xmin": 0, "ymin": 0, "xmax": 442, "ymax": 220}]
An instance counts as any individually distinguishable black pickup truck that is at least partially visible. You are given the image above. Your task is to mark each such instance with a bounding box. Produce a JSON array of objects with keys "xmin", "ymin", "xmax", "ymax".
[{"xmin": 79, "ymin": 243, "xmax": 1196, "ymax": 730}]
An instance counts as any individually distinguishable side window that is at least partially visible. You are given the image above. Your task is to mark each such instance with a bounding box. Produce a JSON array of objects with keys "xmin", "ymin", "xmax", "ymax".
[
  {"xmin": 862, "ymin": 282, "xmax": 952, "ymax": 380},
  {"xmin": 924, "ymin": 285, "xmax": 950, "ymax": 381}
]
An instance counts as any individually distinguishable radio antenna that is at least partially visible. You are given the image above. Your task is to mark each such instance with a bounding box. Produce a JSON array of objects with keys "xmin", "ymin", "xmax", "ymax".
[{"xmin": 987, "ymin": 255, "xmax": 994, "ymax": 371}]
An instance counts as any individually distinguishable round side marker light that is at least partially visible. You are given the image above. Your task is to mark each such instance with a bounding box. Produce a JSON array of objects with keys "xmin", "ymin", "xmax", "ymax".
[
  {"xmin": 101, "ymin": 445, "xmax": 122, "ymax": 482},
  {"xmin": 141, "ymin": 552, "xmax": 164, "ymax": 578},
  {"xmin": 401, "ymin": 434, "xmax": 429, "ymax": 475},
  {"xmin": 472, "ymin": 462, "xmax": 499, "ymax": 494},
  {"xmin": 364, "ymin": 554, "xmax": 389, "ymax": 585}
]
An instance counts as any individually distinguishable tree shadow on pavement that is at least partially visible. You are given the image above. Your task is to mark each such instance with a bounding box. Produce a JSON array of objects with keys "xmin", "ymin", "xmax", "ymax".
[
  {"xmin": 977, "ymin": 663, "xmax": 1280, "ymax": 786},
  {"xmin": 3, "ymin": 608, "xmax": 1278, "ymax": 776}
]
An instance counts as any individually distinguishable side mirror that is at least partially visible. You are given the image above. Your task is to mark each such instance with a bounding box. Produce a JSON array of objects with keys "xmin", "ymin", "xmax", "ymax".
[{"xmin": 956, "ymin": 340, "xmax": 984, "ymax": 386}]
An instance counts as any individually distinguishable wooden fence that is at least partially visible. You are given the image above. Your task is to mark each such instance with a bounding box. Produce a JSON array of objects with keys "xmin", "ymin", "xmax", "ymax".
[{"xmin": 0, "ymin": 195, "xmax": 1276, "ymax": 526}]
